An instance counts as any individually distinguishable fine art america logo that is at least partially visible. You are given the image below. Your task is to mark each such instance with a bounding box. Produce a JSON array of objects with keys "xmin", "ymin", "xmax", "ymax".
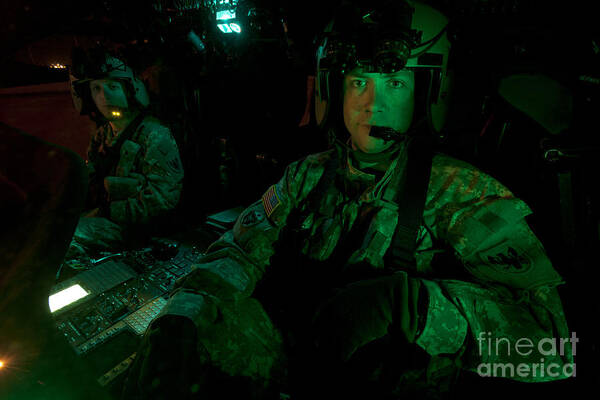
[{"xmin": 477, "ymin": 332, "xmax": 578, "ymax": 379}]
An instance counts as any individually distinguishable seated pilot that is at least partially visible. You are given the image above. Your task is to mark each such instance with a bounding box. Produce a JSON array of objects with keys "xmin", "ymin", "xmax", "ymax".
[
  {"xmin": 66, "ymin": 47, "xmax": 184, "ymax": 258},
  {"xmin": 122, "ymin": 1, "xmax": 573, "ymax": 399}
]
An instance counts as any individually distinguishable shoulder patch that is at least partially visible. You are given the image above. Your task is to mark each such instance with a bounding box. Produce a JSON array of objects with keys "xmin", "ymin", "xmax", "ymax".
[
  {"xmin": 484, "ymin": 245, "xmax": 531, "ymax": 272},
  {"xmin": 262, "ymin": 184, "xmax": 281, "ymax": 218},
  {"xmin": 241, "ymin": 208, "xmax": 265, "ymax": 227}
]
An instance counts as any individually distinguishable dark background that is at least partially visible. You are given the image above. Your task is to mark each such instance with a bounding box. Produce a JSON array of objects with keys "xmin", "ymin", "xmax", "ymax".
[{"xmin": 1, "ymin": 1, "xmax": 599, "ymax": 398}]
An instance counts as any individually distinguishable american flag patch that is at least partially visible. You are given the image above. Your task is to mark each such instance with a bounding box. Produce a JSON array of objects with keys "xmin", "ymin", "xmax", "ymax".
[{"xmin": 262, "ymin": 184, "xmax": 281, "ymax": 217}]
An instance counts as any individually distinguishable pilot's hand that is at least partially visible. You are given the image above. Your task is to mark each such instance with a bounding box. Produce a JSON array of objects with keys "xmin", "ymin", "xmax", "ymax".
[
  {"xmin": 312, "ymin": 271, "xmax": 421, "ymax": 362},
  {"xmin": 121, "ymin": 315, "xmax": 210, "ymax": 400},
  {"xmin": 104, "ymin": 176, "xmax": 141, "ymax": 200}
]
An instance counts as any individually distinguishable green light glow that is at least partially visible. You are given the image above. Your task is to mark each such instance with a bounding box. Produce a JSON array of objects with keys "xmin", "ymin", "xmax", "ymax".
[
  {"xmin": 217, "ymin": 10, "xmax": 235, "ymax": 20},
  {"xmin": 49, "ymin": 284, "xmax": 89, "ymax": 312},
  {"xmin": 229, "ymin": 23, "xmax": 241, "ymax": 33},
  {"xmin": 218, "ymin": 23, "xmax": 232, "ymax": 33}
]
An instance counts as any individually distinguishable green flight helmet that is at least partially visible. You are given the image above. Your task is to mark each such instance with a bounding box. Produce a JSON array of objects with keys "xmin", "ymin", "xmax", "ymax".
[
  {"xmin": 69, "ymin": 47, "xmax": 150, "ymax": 119},
  {"xmin": 315, "ymin": 0, "xmax": 452, "ymax": 139}
]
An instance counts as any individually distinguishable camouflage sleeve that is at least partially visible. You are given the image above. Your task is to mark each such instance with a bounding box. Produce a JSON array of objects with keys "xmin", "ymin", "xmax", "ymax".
[
  {"xmin": 107, "ymin": 125, "xmax": 184, "ymax": 224},
  {"xmin": 85, "ymin": 126, "xmax": 108, "ymax": 211},
  {"xmin": 428, "ymin": 155, "xmax": 563, "ymax": 290},
  {"xmin": 412, "ymin": 157, "xmax": 568, "ymax": 365},
  {"xmin": 173, "ymin": 153, "xmax": 328, "ymax": 302},
  {"xmin": 86, "ymin": 125, "xmax": 103, "ymax": 163},
  {"xmin": 124, "ymin": 147, "xmax": 332, "ymax": 396},
  {"xmin": 85, "ymin": 127, "xmax": 104, "ymax": 180}
]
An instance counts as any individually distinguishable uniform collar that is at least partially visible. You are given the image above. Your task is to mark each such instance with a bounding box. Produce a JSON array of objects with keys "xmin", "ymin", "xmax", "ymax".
[
  {"xmin": 344, "ymin": 139, "xmax": 408, "ymax": 202},
  {"xmin": 104, "ymin": 112, "xmax": 146, "ymax": 148}
]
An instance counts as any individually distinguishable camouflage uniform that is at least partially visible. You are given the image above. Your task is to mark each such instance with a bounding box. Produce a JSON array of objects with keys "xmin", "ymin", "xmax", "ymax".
[
  {"xmin": 70, "ymin": 115, "xmax": 184, "ymax": 254},
  {"xmin": 129, "ymin": 139, "xmax": 573, "ymax": 397}
]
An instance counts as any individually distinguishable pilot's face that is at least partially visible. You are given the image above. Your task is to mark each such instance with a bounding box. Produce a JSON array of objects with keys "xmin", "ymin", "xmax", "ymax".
[
  {"xmin": 89, "ymin": 79, "xmax": 129, "ymax": 120},
  {"xmin": 343, "ymin": 68, "xmax": 415, "ymax": 153}
]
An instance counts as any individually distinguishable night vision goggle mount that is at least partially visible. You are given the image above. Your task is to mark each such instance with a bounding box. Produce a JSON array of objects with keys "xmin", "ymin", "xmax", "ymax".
[
  {"xmin": 320, "ymin": 30, "xmax": 425, "ymax": 141},
  {"xmin": 316, "ymin": 1, "xmax": 451, "ymax": 140},
  {"xmin": 319, "ymin": 28, "xmax": 423, "ymax": 76}
]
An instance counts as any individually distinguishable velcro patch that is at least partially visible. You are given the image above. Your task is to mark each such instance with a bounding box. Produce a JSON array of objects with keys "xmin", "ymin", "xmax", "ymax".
[
  {"xmin": 241, "ymin": 209, "xmax": 265, "ymax": 227},
  {"xmin": 262, "ymin": 184, "xmax": 281, "ymax": 218}
]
